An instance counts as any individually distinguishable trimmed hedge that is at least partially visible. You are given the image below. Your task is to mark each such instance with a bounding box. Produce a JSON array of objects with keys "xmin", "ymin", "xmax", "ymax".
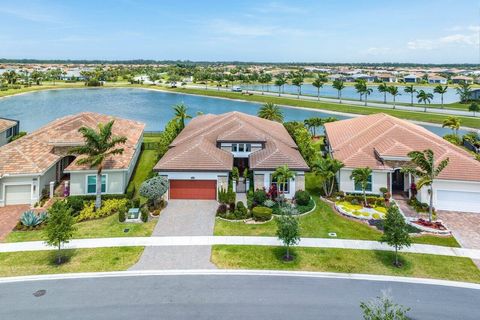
[
  {"xmin": 294, "ymin": 190, "xmax": 310, "ymax": 206},
  {"xmin": 252, "ymin": 206, "xmax": 272, "ymax": 222}
]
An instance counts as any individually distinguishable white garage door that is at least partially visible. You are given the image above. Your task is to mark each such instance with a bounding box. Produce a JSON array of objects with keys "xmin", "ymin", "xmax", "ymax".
[
  {"xmin": 436, "ymin": 190, "xmax": 480, "ymax": 213},
  {"xmin": 5, "ymin": 185, "xmax": 31, "ymax": 205}
]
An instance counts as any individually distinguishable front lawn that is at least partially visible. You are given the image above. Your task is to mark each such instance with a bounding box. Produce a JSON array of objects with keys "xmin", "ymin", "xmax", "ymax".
[
  {"xmin": 5, "ymin": 213, "xmax": 157, "ymax": 243},
  {"xmin": 126, "ymin": 148, "xmax": 160, "ymax": 198},
  {"xmin": 0, "ymin": 247, "xmax": 143, "ymax": 277},
  {"xmin": 212, "ymin": 245, "xmax": 480, "ymax": 284}
]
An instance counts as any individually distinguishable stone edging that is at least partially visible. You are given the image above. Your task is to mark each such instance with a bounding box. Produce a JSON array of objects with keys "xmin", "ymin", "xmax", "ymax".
[
  {"xmin": 406, "ymin": 219, "xmax": 451, "ymax": 235},
  {"xmin": 215, "ymin": 216, "xmax": 274, "ymax": 224}
]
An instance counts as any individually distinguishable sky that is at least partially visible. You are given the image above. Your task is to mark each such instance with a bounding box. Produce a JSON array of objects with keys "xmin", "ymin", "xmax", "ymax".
[{"xmin": 0, "ymin": 0, "xmax": 479, "ymax": 63}]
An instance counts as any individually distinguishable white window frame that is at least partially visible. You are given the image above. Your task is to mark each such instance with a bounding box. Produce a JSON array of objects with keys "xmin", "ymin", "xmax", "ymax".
[
  {"xmin": 86, "ymin": 174, "xmax": 108, "ymax": 194},
  {"xmin": 354, "ymin": 173, "xmax": 373, "ymax": 192},
  {"xmin": 270, "ymin": 175, "xmax": 290, "ymax": 193}
]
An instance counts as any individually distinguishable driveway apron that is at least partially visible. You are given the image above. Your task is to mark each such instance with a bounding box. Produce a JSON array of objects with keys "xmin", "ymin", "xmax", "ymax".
[{"xmin": 131, "ymin": 200, "xmax": 218, "ymax": 270}]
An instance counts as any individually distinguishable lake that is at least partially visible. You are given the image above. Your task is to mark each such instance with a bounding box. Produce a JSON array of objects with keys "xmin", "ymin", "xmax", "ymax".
[
  {"xmin": 242, "ymin": 83, "xmax": 459, "ymax": 104},
  {"xmin": 0, "ymin": 88, "xmax": 463, "ymax": 136}
]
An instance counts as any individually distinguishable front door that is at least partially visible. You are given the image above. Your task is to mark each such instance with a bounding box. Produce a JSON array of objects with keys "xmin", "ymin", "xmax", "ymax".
[{"xmin": 392, "ymin": 169, "xmax": 404, "ymax": 192}]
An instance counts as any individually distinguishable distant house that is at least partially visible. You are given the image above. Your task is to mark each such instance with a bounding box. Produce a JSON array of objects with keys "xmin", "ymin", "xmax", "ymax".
[
  {"xmin": 403, "ymin": 74, "xmax": 419, "ymax": 83},
  {"xmin": 469, "ymin": 89, "xmax": 480, "ymax": 100},
  {"xmin": 0, "ymin": 118, "xmax": 19, "ymax": 147},
  {"xmin": 375, "ymin": 73, "xmax": 397, "ymax": 83},
  {"xmin": 0, "ymin": 113, "xmax": 144, "ymax": 207},
  {"xmin": 61, "ymin": 69, "xmax": 85, "ymax": 81},
  {"xmin": 327, "ymin": 74, "xmax": 345, "ymax": 82},
  {"xmin": 451, "ymin": 76, "xmax": 474, "ymax": 84},
  {"xmin": 428, "ymin": 75, "xmax": 447, "ymax": 84},
  {"xmin": 350, "ymin": 74, "xmax": 376, "ymax": 82}
]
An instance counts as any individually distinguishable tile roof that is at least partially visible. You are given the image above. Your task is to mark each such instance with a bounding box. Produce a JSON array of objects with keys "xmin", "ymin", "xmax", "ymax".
[
  {"xmin": 0, "ymin": 112, "xmax": 145, "ymax": 175},
  {"xmin": 155, "ymin": 111, "xmax": 309, "ymax": 172},
  {"xmin": 0, "ymin": 118, "xmax": 17, "ymax": 133},
  {"xmin": 324, "ymin": 113, "xmax": 480, "ymax": 182}
]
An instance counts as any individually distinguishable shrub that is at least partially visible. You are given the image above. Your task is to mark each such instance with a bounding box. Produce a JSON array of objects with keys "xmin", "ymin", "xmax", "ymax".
[
  {"xmin": 294, "ymin": 190, "xmax": 310, "ymax": 206},
  {"xmin": 379, "ymin": 187, "xmax": 388, "ymax": 195},
  {"xmin": 132, "ymin": 198, "xmax": 141, "ymax": 208},
  {"xmin": 77, "ymin": 198, "xmax": 129, "ymax": 221},
  {"xmin": 218, "ymin": 187, "xmax": 228, "ymax": 204},
  {"xmin": 66, "ymin": 196, "xmax": 85, "ymax": 216},
  {"xmin": 296, "ymin": 198, "xmax": 315, "ymax": 214},
  {"xmin": 229, "ymin": 202, "xmax": 236, "ymax": 212},
  {"xmin": 118, "ymin": 210, "xmax": 126, "ymax": 222},
  {"xmin": 234, "ymin": 201, "xmax": 249, "ymax": 219},
  {"xmin": 125, "ymin": 185, "xmax": 135, "ymax": 199},
  {"xmin": 141, "ymin": 207, "xmax": 148, "ymax": 222},
  {"xmin": 351, "ymin": 198, "xmax": 360, "ymax": 205},
  {"xmin": 443, "ymin": 133, "xmax": 461, "ymax": 145},
  {"xmin": 253, "ymin": 189, "xmax": 268, "ymax": 206},
  {"xmin": 227, "ymin": 190, "xmax": 236, "ymax": 205},
  {"xmin": 216, "ymin": 204, "xmax": 228, "ymax": 217},
  {"xmin": 263, "ymin": 199, "xmax": 275, "ymax": 208},
  {"xmin": 139, "ymin": 176, "xmax": 168, "ymax": 206},
  {"xmin": 252, "ymin": 206, "xmax": 272, "ymax": 222},
  {"xmin": 279, "ymin": 203, "xmax": 299, "ymax": 216},
  {"xmin": 20, "ymin": 210, "xmax": 47, "ymax": 227}
]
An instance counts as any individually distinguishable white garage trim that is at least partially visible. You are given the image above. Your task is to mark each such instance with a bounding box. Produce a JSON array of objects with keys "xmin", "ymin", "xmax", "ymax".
[{"xmin": 436, "ymin": 190, "xmax": 480, "ymax": 213}]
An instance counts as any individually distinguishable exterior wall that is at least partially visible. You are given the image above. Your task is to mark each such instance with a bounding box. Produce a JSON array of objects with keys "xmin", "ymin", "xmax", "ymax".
[
  {"xmin": 417, "ymin": 179, "xmax": 480, "ymax": 208},
  {"xmin": 159, "ymin": 171, "xmax": 229, "ymax": 199},
  {"xmin": 125, "ymin": 134, "xmax": 143, "ymax": 185},
  {"xmin": 0, "ymin": 130, "xmax": 9, "ymax": 147},
  {"xmin": 254, "ymin": 173, "xmax": 264, "ymax": 191},
  {"xmin": 295, "ymin": 172, "xmax": 305, "ymax": 192},
  {"xmin": 69, "ymin": 170, "xmax": 126, "ymax": 196},
  {"xmin": 39, "ymin": 164, "xmax": 57, "ymax": 195},
  {"xmin": 254, "ymin": 170, "xmax": 305, "ymax": 199},
  {"xmin": 0, "ymin": 175, "xmax": 40, "ymax": 207},
  {"xmin": 338, "ymin": 168, "xmax": 388, "ymax": 195}
]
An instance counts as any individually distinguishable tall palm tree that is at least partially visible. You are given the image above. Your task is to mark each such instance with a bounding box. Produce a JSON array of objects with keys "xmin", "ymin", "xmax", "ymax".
[
  {"xmin": 442, "ymin": 116, "xmax": 461, "ymax": 137},
  {"xmin": 312, "ymin": 158, "xmax": 344, "ymax": 197},
  {"xmin": 69, "ymin": 121, "xmax": 127, "ymax": 209},
  {"xmin": 354, "ymin": 80, "xmax": 366, "ymax": 101},
  {"xmin": 387, "ymin": 86, "xmax": 400, "ymax": 109},
  {"xmin": 304, "ymin": 117, "xmax": 323, "ymax": 136},
  {"xmin": 173, "ymin": 103, "xmax": 192, "ymax": 130},
  {"xmin": 274, "ymin": 75, "xmax": 287, "ymax": 97},
  {"xmin": 332, "ymin": 79, "xmax": 345, "ymax": 104},
  {"xmin": 363, "ymin": 87, "xmax": 373, "ymax": 106},
  {"xmin": 272, "ymin": 165, "xmax": 295, "ymax": 199},
  {"xmin": 417, "ymin": 90, "xmax": 434, "ymax": 112},
  {"xmin": 404, "ymin": 85, "xmax": 417, "ymax": 106},
  {"xmin": 402, "ymin": 150, "xmax": 449, "ymax": 222},
  {"xmin": 258, "ymin": 103, "xmax": 284, "ymax": 122},
  {"xmin": 433, "ymin": 85, "xmax": 448, "ymax": 109},
  {"xmin": 377, "ymin": 82, "xmax": 388, "ymax": 103},
  {"xmin": 312, "ymin": 74, "xmax": 327, "ymax": 101},
  {"xmin": 456, "ymin": 82, "xmax": 472, "ymax": 103},
  {"xmin": 291, "ymin": 75, "xmax": 304, "ymax": 99},
  {"xmin": 350, "ymin": 167, "xmax": 373, "ymax": 206}
]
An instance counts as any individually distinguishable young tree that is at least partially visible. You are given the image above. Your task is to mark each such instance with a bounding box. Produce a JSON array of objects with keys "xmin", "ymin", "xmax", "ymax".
[
  {"xmin": 355, "ymin": 79, "xmax": 367, "ymax": 101},
  {"xmin": 276, "ymin": 214, "xmax": 300, "ymax": 261},
  {"xmin": 173, "ymin": 103, "xmax": 192, "ymax": 130},
  {"xmin": 350, "ymin": 167, "xmax": 372, "ymax": 206},
  {"xmin": 402, "ymin": 149, "xmax": 449, "ymax": 222},
  {"xmin": 258, "ymin": 102, "xmax": 284, "ymax": 122},
  {"xmin": 139, "ymin": 176, "xmax": 169, "ymax": 208},
  {"xmin": 433, "ymin": 85, "xmax": 448, "ymax": 109},
  {"xmin": 69, "ymin": 120, "xmax": 127, "ymax": 209},
  {"xmin": 274, "ymin": 77, "xmax": 286, "ymax": 97},
  {"xmin": 468, "ymin": 102, "xmax": 479, "ymax": 116},
  {"xmin": 312, "ymin": 158, "xmax": 344, "ymax": 197},
  {"xmin": 381, "ymin": 205, "xmax": 411, "ymax": 267},
  {"xmin": 360, "ymin": 291, "xmax": 410, "ymax": 320},
  {"xmin": 44, "ymin": 201, "xmax": 76, "ymax": 265},
  {"xmin": 404, "ymin": 85, "xmax": 417, "ymax": 106}
]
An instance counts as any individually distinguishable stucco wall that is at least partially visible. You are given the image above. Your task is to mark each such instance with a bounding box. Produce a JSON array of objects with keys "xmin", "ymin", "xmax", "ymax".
[
  {"xmin": 338, "ymin": 168, "xmax": 388, "ymax": 195},
  {"xmin": 39, "ymin": 164, "xmax": 57, "ymax": 195},
  {"xmin": 69, "ymin": 171, "xmax": 126, "ymax": 195},
  {"xmin": 253, "ymin": 170, "xmax": 305, "ymax": 199}
]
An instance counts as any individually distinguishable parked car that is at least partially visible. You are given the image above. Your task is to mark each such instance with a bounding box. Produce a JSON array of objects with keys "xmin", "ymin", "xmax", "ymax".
[{"xmin": 231, "ymin": 86, "xmax": 242, "ymax": 92}]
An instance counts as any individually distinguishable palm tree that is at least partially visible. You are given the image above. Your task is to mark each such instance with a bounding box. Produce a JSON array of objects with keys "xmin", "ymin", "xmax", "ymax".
[
  {"xmin": 312, "ymin": 158, "xmax": 344, "ymax": 197},
  {"xmin": 363, "ymin": 87, "xmax": 373, "ymax": 106},
  {"xmin": 377, "ymin": 82, "xmax": 388, "ymax": 103},
  {"xmin": 469, "ymin": 102, "xmax": 480, "ymax": 116},
  {"xmin": 433, "ymin": 85, "xmax": 448, "ymax": 109},
  {"xmin": 332, "ymin": 79, "xmax": 345, "ymax": 104},
  {"xmin": 258, "ymin": 103, "xmax": 284, "ymax": 122},
  {"xmin": 272, "ymin": 165, "xmax": 295, "ymax": 200},
  {"xmin": 350, "ymin": 167, "xmax": 372, "ymax": 206},
  {"xmin": 402, "ymin": 150, "xmax": 449, "ymax": 222},
  {"xmin": 274, "ymin": 75, "xmax": 287, "ymax": 97},
  {"xmin": 404, "ymin": 85, "xmax": 417, "ymax": 106},
  {"xmin": 442, "ymin": 116, "xmax": 461, "ymax": 137},
  {"xmin": 69, "ymin": 121, "xmax": 127, "ymax": 209},
  {"xmin": 417, "ymin": 90, "xmax": 434, "ymax": 112},
  {"xmin": 173, "ymin": 103, "xmax": 192, "ymax": 130},
  {"xmin": 291, "ymin": 76, "xmax": 304, "ymax": 99},
  {"xmin": 354, "ymin": 80, "xmax": 366, "ymax": 101},
  {"xmin": 304, "ymin": 117, "xmax": 323, "ymax": 136},
  {"xmin": 456, "ymin": 82, "xmax": 472, "ymax": 103},
  {"xmin": 388, "ymin": 86, "xmax": 400, "ymax": 109},
  {"xmin": 312, "ymin": 74, "xmax": 327, "ymax": 101}
]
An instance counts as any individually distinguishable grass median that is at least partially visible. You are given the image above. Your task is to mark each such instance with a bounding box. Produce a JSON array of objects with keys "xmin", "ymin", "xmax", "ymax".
[{"xmin": 212, "ymin": 245, "xmax": 480, "ymax": 283}]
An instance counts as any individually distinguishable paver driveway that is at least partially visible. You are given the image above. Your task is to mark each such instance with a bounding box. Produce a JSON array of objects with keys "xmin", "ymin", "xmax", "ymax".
[
  {"xmin": 0, "ymin": 205, "xmax": 29, "ymax": 241},
  {"xmin": 131, "ymin": 200, "xmax": 218, "ymax": 270},
  {"xmin": 437, "ymin": 211, "xmax": 480, "ymax": 249}
]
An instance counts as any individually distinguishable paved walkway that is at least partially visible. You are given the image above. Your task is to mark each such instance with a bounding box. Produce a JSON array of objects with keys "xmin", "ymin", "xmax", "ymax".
[
  {"xmin": 2, "ymin": 236, "xmax": 480, "ymax": 260},
  {"xmin": 0, "ymin": 205, "xmax": 29, "ymax": 241},
  {"xmin": 131, "ymin": 200, "xmax": 218, "ymax": 270},
  {"xmin": 438, "ymin": 211, "xmax": 480, "ymax": 250}
]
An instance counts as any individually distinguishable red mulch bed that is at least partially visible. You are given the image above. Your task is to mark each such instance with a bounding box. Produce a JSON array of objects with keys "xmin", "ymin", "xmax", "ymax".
[{"xmin": 413, "ymin": 219, "xmax": 447, "ymax": 231}]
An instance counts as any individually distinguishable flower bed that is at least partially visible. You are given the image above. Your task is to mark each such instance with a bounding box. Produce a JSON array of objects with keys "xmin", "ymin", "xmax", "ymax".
[
  {"xmin": 335, "ymin": 201, "xmax": 387, "ymax": 220},
  {"xmin": 408, "ymin": 218, "xmax": 451, "ymax": 235}
]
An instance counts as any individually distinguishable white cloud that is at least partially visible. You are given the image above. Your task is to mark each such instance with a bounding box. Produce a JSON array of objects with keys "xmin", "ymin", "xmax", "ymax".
[{"xmin": 408, "ymin": 30, "xmax": 479, "ymax": 50}]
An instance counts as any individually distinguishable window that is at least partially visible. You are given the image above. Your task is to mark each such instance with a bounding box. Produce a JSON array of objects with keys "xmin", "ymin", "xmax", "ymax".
[
  {"xmin": 231, "ymin": 143, "xmax": 252, "ymax": 153},
  {"xmin": 354, "ymin": 174, "xmax": 372, "ymax": 192},
  {"xmin": 245, "ymin": 144, "xmax": 251, "ymax": 152},
  {"xmin": 6, "ymin": 127, "xmax": 14, "ymax": 138},
  {"xmin": 238, "ymin": 144, "xmax": 244, "ymax": 152},
  {"xmin": 271, "ymin": 175, "xmax": 290, "ymax": 193},
  {"xmin": 87, "ymin": 175, "xmax": 106, "ymax": 194},
  {"xmin": 232, "ymin": 144, "xmax": 238, "ymax": 152}
]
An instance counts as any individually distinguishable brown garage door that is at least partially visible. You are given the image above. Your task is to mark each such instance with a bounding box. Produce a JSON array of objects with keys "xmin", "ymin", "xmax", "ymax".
[{"xmin": 169, "ymin": 180, "xmax": 217, "ymax": 200}]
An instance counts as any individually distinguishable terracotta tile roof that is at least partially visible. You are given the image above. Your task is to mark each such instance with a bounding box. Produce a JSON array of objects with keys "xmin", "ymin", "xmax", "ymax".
[
  {"xmin": 155, "ymin": 111, "xmax": 309, "ymax": 172},
  {"xmin": 325, "ymin": 113, "xmax": 480, "ymax": 182},
  {"xmin": 0, "ymin": 112, "xmax": 145, "ymax": 175},
  {"xmin": 0, "ymin": 118, "xmax": 17, "ymax": 133}
]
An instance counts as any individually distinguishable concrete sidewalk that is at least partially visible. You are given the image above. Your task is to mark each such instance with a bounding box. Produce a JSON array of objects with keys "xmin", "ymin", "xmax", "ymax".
[{"xmin": 2, "ymin": 236, "xmax": 480, "ymax": 260}]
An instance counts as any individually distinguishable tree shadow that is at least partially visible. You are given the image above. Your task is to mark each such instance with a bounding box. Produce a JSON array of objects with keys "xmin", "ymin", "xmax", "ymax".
[
  {"xmin": 47, "ymin": 249, "xmax": 77, "ymax": 266},
  {"xmin": 373, "ymin": 250, "xmax": 412, "ymax": 272}
]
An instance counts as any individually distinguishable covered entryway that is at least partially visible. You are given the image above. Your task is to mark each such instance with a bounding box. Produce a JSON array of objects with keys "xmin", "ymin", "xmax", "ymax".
[
  {"xmin": 169, "ymin": 180, "xmax": 216, "ymax": 200},
  {"xmin": 5, "ymin": 185, "xmax": 31, "ymax": 205},
  {"xmin": 436, "ymin": 190, "xmax": 480, "ymax": 213}
]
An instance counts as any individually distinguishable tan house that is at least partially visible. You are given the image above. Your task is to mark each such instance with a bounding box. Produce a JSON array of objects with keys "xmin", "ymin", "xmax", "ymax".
[
  {"xmin": 0, "ymin": 118, "xmax": 19, "ymax": 147},
  {"xmin": 325, "ymin": 113, "xmax": 480, "ymax": 213},
  {"xmin": 154, "ymin": 111, "xmax": 309, "ymax": 200},
  {"xmin": 0, "ymin": 112, "xmax": 144, "ymax": 207}
]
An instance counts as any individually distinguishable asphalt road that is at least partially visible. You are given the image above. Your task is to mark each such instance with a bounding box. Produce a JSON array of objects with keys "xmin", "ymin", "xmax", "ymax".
[{"xmin": 0, "ymin": 274, "xmax": 478, "ymax": 320}]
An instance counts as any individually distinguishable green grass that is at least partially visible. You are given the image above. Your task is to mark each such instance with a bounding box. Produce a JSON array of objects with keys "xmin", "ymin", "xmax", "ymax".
[
  {"xmin": 126, "ymin": 148, "xmax": 160, "ymax": 198},
  {"xmin": 162, "ymin": 87, "xmax": 480, "ymax": 129},
  {"xmin": 0, "ymin": 247, "xmax": 143, "ymax": 277},
  {"xmin": 4, "ymin": 213, "xmax": 157, "ymax": 243},
  {"xmin": 212, "ymin": 245, "xmax": 480, "ymax": 283}
]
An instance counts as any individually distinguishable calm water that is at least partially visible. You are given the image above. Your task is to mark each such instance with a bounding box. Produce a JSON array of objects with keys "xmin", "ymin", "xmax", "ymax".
[
  {"xmin": 243, "ymin": 84, "xmax": 459, "ymax": 104},
  {"xmin": 0, "ymin": 88, "xmax": 463, "ymax": 136}
]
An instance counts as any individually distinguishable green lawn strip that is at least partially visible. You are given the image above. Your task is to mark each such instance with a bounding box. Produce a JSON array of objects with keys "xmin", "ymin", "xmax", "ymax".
[
  {"xmin": 126, "ymin": 149, "xmax": 160, "ymax": 198},
  {"xmin": 211, "ymin": 245, "xmax": 480, "ymax": 284},
  {"xmin": 5, "ymin": 213, "xmax": 157, "ymax": 243},
  {"xmin": 0, "ymin": 247, "xmax": 143, "ymax": 277},
  {"xmin": 161, "ymin": 87, "xmax": 480, "ymax": 129}
]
